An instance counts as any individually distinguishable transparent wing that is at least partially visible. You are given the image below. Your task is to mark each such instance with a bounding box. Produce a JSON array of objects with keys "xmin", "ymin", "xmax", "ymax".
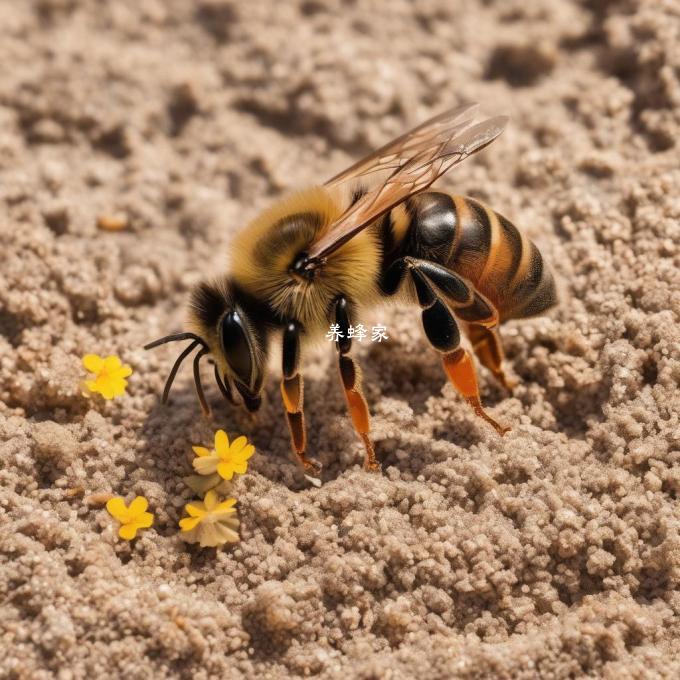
[
  {"xmin": 325, "ymin": 102, "xmax": 479, "ymax": 189},
  {"xmin": 309, "ymin": 112, "xmax": 508, "ymax": 260}
]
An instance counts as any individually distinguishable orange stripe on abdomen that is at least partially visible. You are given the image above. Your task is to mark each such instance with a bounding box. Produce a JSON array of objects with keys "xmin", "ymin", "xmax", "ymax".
[
  {"xmin": 448, "ymin": 196, "xmax": 492, "ymax": 285},
  {"xmin": 448, "ymin": 196, "xmax": 555, "ymax": 320}
]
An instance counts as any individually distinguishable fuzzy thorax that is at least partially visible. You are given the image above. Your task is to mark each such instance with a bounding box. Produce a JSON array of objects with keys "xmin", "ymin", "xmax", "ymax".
[{"xmin": 229, "ymin": 186, "xmax": 381, "ymax": 337}]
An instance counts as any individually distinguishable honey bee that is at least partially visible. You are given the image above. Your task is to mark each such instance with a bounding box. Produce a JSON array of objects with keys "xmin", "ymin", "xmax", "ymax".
[{"xmin": 145, "ymin": 104, "xmax": 556, "ymax": 476}]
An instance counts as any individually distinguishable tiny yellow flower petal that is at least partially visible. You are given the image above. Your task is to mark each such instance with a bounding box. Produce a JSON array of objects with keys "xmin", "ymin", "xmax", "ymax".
[
  {"xmin": 229, "ymin": 436, "xmax": 248, "ymax": 455},
  {"xmin": 106, "ymin": 497, "xmax": 128, "ymax": 520},
  {"xmin": 185, "ymin": 503, "xmax": 206, "ymax": 518},
  {"xmin": 139, "ymin": 512, "xmax": 154, "ymax": 528},
  {"xmin": 108, "ymin": 378, "xmax": 129, "ymax": 397},
  {"xmin": 103, "ymin": 355, "xmax": 122, "ymax": 372},
  {"xmin": 179, "ymin": 516, "xmax": 202, "ymax": 532},
  {"xmin": 119, "ymin": 524, "xmax": 139, "ymax": 541},
  {"xmin": 231, "ymin": 462, "xmax": 248, "ymax": 475},
  {"xmin": 127, "ymin": 513, "xmax": 154, "ymax": 531},
  {"xmin": 198, "ymin": 523, "xmax": 222, "ymax": 548},
  {"xmin": 213, "ymin": 498, "xmax": 236, "ymax": 516},
  {"xmin": 192, "ymin": 446, "xmax": 211, "ymax": 458},
  {"xmin": 214, "ymin": 429, "xmax": 229, "ymax": 456},
  {"xmin": 116, "ymin": 365, "xmax": 133, "ymax": 379},
  {"xmin": 95, "ymin": 380, "xmax": 116, "ymax": 400},
  {"xmin": 193, "ymin": 456, "xmax": 219, "ymax": 475},
  {"xmin": 215, "ymin": 523, "xmax": 240, "ymax": 544},
  {"xmin": 204, "ymin": 490, "xmax": 219, "ymax": 511},
  {"xmin": 82, "ymin": 354, "xmax": 104, "ymax": 373},
  {"xmin": 215, "ymin": 498, "xmax": 237, "ymax": 512},
  {"xmin": 128, "ymin": 496, "xmax": 148, "ymax": 515},
  {"xmin": 217, "ymin": 461, "xmax": 235, "ymax": 481},
  {"xmin": 240, "ymin": 444, "xmax": 256, "ymax": 461}
]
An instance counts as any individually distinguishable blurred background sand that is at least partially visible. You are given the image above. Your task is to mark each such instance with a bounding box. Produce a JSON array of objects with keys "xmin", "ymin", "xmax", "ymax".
[{"xmin": 1, "ymin": 0, "xmax": 679, "ymax": 677}]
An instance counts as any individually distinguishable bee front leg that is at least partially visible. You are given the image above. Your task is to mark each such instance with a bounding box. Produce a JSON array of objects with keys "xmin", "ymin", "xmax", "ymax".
[
  {"xmin": 281, "ymin": 321, "xmax": 322, "ymax": 477},
  {"xmin": 333, "ymin": 296, "xmax": 379, "ymax": 472}
]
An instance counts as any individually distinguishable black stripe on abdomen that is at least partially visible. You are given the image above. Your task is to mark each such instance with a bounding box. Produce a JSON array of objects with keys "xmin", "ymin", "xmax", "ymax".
[
  {"xmin": 497, "ymin": 214, "xmax": 523, "ymax": 287},
  {"xmin": 462, "ymin": 198, "xmax": 493, "ymax": 259},
  {"xmin": 505, "ymin": 243, "xmax": 557, "ymax": 319}
]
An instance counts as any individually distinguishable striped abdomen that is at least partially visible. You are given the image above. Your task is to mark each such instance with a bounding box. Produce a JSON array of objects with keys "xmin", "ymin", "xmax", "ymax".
[{"xmin": 446, "ymin": 196, "xmax": 556, "ymax": 321}]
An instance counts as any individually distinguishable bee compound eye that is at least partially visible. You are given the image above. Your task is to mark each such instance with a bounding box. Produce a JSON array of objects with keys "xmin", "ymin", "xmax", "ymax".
[{"xmin": 220, "ymin": 310, "xmax": 253, "ymax": 385}]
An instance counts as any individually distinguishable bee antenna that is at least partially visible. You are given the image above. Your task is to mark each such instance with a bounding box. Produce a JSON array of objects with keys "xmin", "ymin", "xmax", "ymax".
[
  {"xmin": 193, "ymin": 347, "xmax": 211, "ymax": 416},
  {"xmin": 161, "ymin": 340, "xmax": 200, "ymax": 404},
  {"xmin": 144, "ymin": 332, "xmax": 208, "ymax": 351}
]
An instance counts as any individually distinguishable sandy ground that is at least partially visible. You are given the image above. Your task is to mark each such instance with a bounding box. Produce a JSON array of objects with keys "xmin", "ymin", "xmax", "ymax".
[{"xmin": 1, "ymin": 0, "xmax": 679, "ymax": 677}]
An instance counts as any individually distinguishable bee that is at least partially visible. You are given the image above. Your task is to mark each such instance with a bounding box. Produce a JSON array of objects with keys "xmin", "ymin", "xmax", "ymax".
[{"xmin": 145, "ymin": 103, "xmax": 557, "ymax": 476}]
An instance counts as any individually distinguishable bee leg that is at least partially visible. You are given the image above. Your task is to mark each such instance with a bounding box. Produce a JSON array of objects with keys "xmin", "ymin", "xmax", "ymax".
[
  {"xmin": 333, "ymin": 296, "xmax": 379, "ymax": 472},
  {"xmin": 465, "ymin": 324, "xmax": 517, "ymax": 391},
  {"xmin": 442, "ymin": 348, "xmax": 510, "ymax": 435},
  {"xmin": 393, "ymin": 256, "xmax": 515, "ymax": 392},
  {"xmin": 281, "ymin": 321, "xmax": 322, "ymax": 477},
  {"xmin": 213, "ymin": 364, "xmax": 240, "ymax": 405},
  {"xmin": 405, "ymin": 261, "xmax": 510, "ymax": 436}
]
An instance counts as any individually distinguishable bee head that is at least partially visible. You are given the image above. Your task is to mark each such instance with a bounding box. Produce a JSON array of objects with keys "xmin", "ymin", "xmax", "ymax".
[
  {"xmin": 144, "ymin": 279, "xmax": 270, "ymax": 415},
  {"xmin": 190, "ymin": 279, "xmax": 271, "ymax": 413}
]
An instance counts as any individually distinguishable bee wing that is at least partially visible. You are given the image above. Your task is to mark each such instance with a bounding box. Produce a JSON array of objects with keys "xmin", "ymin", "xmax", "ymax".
[
  {"xmin": 308, "ymin": 112, "xmax": 508, "ymax": 260},
  {"xmin": 325, "ymin": 102, "xmax": 480, "ymax": 188}
]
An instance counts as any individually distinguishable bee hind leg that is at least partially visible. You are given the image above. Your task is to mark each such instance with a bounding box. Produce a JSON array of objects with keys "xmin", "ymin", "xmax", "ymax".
[
  {"xmin": 333, "ymin": 296, "xmax": 379, "ymax": 472},
  {"xmin": 441, "ymin": 347, "xmax": 510, "ymax": 436},
  {"xmin": 281, "ymin": 321, "xmax": 322, "ymax": 477},
  {"xmin": 401, "ymin": 258, "xmax": 515, "ymax": 391},
  {"xmin": 464, "ymin": 324, "xmax": 517, "ymax": 392},
  {"xmin": 399, "ymin": 258, "xmax": 510, "ymax": 436}
]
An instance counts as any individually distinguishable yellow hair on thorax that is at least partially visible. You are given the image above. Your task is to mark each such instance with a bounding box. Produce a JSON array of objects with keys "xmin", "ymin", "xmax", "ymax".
[
  {"xmin": 232, "ymin": 186, "xmax": 340, "ymax": 258},
  {"xmin": 230, "ymin": 186, "xmax": 381, "ymax": 338}
]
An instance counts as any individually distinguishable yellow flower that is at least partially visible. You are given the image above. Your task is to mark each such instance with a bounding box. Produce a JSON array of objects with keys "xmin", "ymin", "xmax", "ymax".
[
  {"xmin": 82, "ymin": 354, "xmax": 132, "ymax": 399},
  {"xmin": 179, "ymin": 490, "xmax": 239, "ymax": 547},
  {"xmin": 192, "ymin": 430, "xmax": 255, "ymax": 481},
  {"xmin": 106, "ymin": 496, "xmax": 154, "ymax": 540}
]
